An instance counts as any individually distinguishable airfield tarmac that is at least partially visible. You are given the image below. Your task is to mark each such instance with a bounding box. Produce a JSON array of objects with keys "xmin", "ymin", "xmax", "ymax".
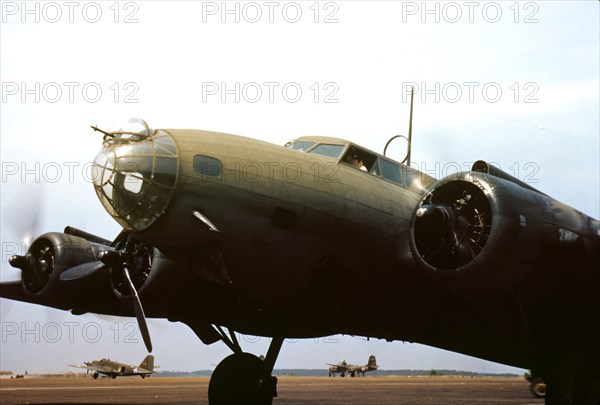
[{"xmin": 0, "ymin": 376, "xmax": 543, "ymax": 405}]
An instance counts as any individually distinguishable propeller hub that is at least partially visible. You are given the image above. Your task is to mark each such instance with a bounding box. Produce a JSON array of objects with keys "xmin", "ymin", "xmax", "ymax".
[
  {"xmin": 13, "ymin": 240, "xmax": 56, "ymax": 294},
  {"xmin": 99, "ymin": 250, "xmax": 123, "ymax": 266},
  {"xmin": 8, "ymin": 254, "xmax": 32, "ymax": 270}
]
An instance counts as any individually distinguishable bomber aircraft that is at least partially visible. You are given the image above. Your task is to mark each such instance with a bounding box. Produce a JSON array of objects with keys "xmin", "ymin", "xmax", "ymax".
[
  {"xmin": 1, "ymin": 109, "xmax": 599, "ymax": 404},
  {"xmin": 328, "ymin": 355, "xmax": 379, "ymax": 377},
  {"xmin": 69, "ymin": 355, "xmax": 155, "ymax": 379}
]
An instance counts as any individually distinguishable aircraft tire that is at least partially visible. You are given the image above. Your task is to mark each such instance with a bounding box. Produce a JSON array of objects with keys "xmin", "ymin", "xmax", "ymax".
[
  {"xmin": 93, "ymin": 373, "xmax": 99, "ymax": 380},
  {"xmin": 208, "ymin": 352, "xmax": 273, "ymax": 405},
  {"xmin": 529, "ymin": 378, "xmax": 546, "ymax": 398}
]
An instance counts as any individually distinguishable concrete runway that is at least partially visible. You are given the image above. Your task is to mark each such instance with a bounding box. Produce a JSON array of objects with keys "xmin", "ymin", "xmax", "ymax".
[{"xmin": 0, "ymin": 376, "xmax": 544, "ymax": 405}]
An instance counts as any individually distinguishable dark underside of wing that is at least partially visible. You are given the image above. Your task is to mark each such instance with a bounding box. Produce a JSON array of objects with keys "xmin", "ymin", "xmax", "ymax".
[{"xmin": 0, "ymin": 281, "xmax": 71, "ymax": 311}]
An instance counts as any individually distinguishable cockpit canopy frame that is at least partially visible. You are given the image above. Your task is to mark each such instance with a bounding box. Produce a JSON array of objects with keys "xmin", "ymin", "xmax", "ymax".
[
  {"xmin": 92, "ymin": 122, "xmax": 180, "ymax": 232},
  {"xmin": 285, "ymin": 136, "xmax": 424, "ymax": 188}
]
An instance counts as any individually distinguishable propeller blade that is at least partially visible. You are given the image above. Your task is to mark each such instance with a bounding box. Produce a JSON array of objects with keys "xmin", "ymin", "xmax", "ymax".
[
  {"xmin": 3, "ymin": 183, "xmax": 45, "ymax": 247},
  {"xmin": 122, "ymin": 265, "xmax": 152, "ymax": 352},
  {"xmin": 2, "ymin": 184, "xmax": 45, "ymax": 282},
  {"xmin": 59, "ymin": 261, "xmax": 107, "ymax": 281}
]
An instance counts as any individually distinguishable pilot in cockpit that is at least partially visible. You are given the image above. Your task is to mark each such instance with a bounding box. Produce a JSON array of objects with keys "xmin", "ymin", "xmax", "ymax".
[{"xmin": 344, "ymin": 151, "xmax": 368, "ymax": 172}]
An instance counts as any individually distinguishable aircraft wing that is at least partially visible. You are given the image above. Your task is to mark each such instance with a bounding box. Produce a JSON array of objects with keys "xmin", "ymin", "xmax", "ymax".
[
  {"xmin": 68, "ymin": 364, "xmax": 112, "ymax": 374},
  {"xmin": 327, "ymin": 363, "xmax": 343, "ymax": 370},
  {"xmin": 0, "ymin": 281, "xmax": 72, "ymax": 310},
  {"xmin": 327, "ymin": 363, "xmax": 353, "ymax": 372},
  {"xmin": 0, "ymin": 279, "xmax": 128, "ymax": 316}
]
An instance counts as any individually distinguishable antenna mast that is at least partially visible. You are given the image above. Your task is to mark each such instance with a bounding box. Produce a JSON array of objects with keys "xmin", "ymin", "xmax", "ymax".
[
  {"xmin": 406, "ymin": 86, "xmax": 414, "ymax": 166},
  {"xmin": 383, "ymin": 86, "xmax": 415, "ymax": 164}
]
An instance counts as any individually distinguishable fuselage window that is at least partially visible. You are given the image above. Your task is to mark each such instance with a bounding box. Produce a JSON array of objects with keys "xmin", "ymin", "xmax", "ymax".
[
  {"xmin": 309, "ymin": 144, "xmax": 345, "ymax": 158},
  {"xmin": 194, "ymin": 155, "xmax": 222, "ymax": 177},
  {"xmin": 286, "ymin": 140, "xmax": 315, "ymax": 152},
  {"xmin": 379, "ymin": 158, "xmax": 402, "ymax": 184}
]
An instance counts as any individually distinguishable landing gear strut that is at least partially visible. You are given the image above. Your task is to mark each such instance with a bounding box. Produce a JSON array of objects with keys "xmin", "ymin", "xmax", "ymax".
[{"xmin": 208, "ymin": 327, "xmax": 284, "ymax": 405}]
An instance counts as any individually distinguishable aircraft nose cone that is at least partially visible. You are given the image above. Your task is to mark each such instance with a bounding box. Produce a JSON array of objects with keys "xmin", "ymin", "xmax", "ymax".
[{"xmin": 91, "ymin": 127, "xmax": 180, "ymax": 231}]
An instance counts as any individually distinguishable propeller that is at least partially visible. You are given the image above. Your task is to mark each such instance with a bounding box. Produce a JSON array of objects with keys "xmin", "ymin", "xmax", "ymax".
[
  {"xmin": 59, "ymin": 233, "xmax": 153, "ymax": 352},
  {"xmin": 3, "ymin": 182, "xmax": 152, "ymax": 350},
  {"xmin": 96, "ymin": 234, "xmax": 153, "ymax": 352},
  {"xmin": 1, "ymin": 184, "xmax": 73, "ymax": 326},
  {"xmin": 121, "ymin": 264, "xmax": 152, "ymax": 352},
  {"xmin": 2, "ymin": 183, "xmax": 45, "ymax": 283},
  {"xmin": 9, "ymin": 241, "xmax": 55, "ymax": 294},
  {"xmin": 3, "ymin": 183, "xmax": 44, "ymax": 247}
]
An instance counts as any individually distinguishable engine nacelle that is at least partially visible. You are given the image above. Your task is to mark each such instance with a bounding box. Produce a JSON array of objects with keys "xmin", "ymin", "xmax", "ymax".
[
  {"xmin": 109, "ymin": 245, "xmax": 173, "ymax": 304},
  {"xmin": 10, "ymin": 232, "xmax": 106, "ymax": 299},
  {"xmin": 409, "ymin": 164, "xmax": 600, "ymax": 302},
  {"xmin": 9, "ymin": 231, "xmax": 176, "ymax": 314}
]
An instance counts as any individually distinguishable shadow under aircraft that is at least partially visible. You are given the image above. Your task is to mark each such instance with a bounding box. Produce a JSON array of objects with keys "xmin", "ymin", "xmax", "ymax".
[{"xmin": 1, "ymin": 102, "xmax": 599, "ymax": 404}]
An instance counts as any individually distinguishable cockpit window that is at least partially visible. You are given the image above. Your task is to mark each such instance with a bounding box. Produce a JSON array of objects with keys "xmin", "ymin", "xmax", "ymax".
[
  {"xmin": 370, "ymin": 161, "xmax": 380, "ymax": 176},
  {"xmin": 379, "ymin": 158, "xmax": 402, "ymax": 184},
  {"xmin": 342, "ymin": 146, "xmax": 377, "ymax": 173},
  {"xmin": 309, "ymin": 144, "xmax": 345, "ymax": 158},
  {"xmin": 92, "ymin": 127, "xmax": 179, "ymax": 231},
  {"xmin": 286, "ymin": 140, "xmax": 315, "ymax": 151}
]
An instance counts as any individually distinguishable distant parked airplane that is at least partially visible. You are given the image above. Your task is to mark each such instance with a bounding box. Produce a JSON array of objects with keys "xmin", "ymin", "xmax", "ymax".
[
  {"xmin": 69, "ymin": 355, "xmax": 155, "ymax": 379},
  {"xmin": 328, "ymin": 355, "xmax": 379, "ymax": 377}
]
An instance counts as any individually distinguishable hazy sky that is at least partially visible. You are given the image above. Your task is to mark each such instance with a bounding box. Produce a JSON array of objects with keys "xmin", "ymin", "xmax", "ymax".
[{"xmin": 1, "ymin": 1, "xmax": 598, "ymax": 374}]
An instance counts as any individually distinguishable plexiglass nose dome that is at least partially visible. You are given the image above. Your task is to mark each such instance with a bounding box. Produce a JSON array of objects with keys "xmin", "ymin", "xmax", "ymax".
[{"xmin": 92, "ymin": 119, "xmax": 179, "ymax": 231}]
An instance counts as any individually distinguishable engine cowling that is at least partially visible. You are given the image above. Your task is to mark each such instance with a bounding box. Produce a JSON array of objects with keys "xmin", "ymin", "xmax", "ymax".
[
  {"xmin": 9, "ymin": 232, "xmax": 106, "ymax": 298},
  {"xmin": 409, "ymin": 163, "xmax": 600, "ymax": 302}
]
